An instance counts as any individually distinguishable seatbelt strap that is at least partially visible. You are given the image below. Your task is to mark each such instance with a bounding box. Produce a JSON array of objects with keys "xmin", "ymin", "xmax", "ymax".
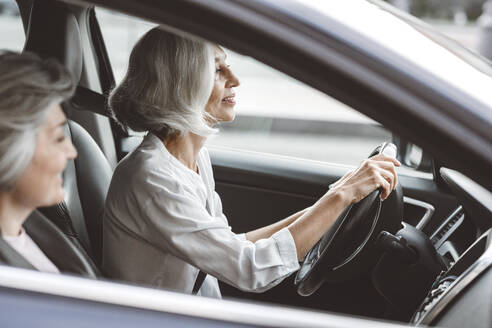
[
  {"xmin": 0, "ymin": 233, "xmax": 37, "ymax": 271},
  {"xmin": 192, "ymin": 270, "xmax": 207, "ymax": 295},
  {"xmin": 192, "ymin": 197, "xmax": 213, "ymax": 295}
]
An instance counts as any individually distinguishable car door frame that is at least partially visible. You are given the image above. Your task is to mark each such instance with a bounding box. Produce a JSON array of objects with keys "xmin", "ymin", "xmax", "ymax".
[
  {"xmin": 75, "ymin": 0, "xmax": 492, "ymax": 192},
  {"xmin": 78, "ymin": 0, "xmax": 468, "ymax": 312},
  {"xmin": 0, "ymin": 264, "xmax": 413, "ymax": 328}
]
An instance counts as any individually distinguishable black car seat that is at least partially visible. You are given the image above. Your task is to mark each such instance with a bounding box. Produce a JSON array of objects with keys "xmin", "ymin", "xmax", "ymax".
[{"xmin": 23, "ymin": 0, "xmax": 113, "ymax": 270}]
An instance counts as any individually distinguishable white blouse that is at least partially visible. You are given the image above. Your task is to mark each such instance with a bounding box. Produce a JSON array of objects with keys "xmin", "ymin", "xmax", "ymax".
[
  {"xmin": 3, "ymin": 228, "xmax": 59, "ymax": 274},
  {"xmin": 103, "ymin": 133, "xmax": 299, "ymax": 298}
]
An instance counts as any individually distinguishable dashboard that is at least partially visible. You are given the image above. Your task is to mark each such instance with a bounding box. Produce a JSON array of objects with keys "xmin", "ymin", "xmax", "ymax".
[{"xmin": 406, "ymin": 168, "xmax": 492, "ymax": 327}]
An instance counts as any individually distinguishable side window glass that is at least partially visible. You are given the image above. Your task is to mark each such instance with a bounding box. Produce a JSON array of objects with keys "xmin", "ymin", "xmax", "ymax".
[
  {"xmin": 208, "ymin": 50, "xmax": 392, "ymax": 167},
  {"xmin": 0, "ymin": 0, "xmax": 24, "ymax": 51},
  {"xmin": 95, "ymin": 8, "xmax": 157, "ymax": 83},
  {"xmin": 96, "ymin": 7, "xmax": 428, "ymax": 171}
]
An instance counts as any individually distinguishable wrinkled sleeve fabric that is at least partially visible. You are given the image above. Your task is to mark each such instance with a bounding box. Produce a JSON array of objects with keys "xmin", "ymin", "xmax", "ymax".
[
  {"xmin": 211, "ymin": 189, "xmax": 248, "ymax": 241},
  {"xmin": 136, "ymin": 185, "xmax": 299, "ymax": 293}
]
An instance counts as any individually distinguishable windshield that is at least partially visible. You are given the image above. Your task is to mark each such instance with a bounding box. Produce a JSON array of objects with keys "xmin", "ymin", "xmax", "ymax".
[
  {"xmin": 369, "ymin": 0, "xmax": 492, "ymax": 77},
  {"xmin": 298, "ymin": 0, "xmax": 492, "ymax": 110}
]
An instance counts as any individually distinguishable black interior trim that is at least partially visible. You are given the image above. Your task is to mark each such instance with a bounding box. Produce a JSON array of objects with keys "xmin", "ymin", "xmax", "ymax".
[
  {"xmin": 71, "ymin": 86, "xmax": 108, "ymax": 116},
  {"xmin": 440, "ymin": 168, "xmax": 492, "ymax": 232},
  {"xmin": 210, "ymin": 147, "xmax": 459, "ymax": 232},
  {"xmin": 87, "ymin": 7, "xmax": 115, "ymax": 94}
]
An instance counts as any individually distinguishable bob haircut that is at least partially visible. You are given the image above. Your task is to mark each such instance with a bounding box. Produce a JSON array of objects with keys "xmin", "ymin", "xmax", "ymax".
[
  {"xmin": 0, "ymin": 51, "xmax": 74, "ymax": 191},
  {"xmin": 108, "ymin": 27, "xmax": 217, "ymax": 139}
]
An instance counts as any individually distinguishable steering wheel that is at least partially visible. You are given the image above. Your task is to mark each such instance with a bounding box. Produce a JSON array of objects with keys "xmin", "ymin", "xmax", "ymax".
[{"xmin": 294, "ymin": 142, "xmax": 404, "ymax": 296}]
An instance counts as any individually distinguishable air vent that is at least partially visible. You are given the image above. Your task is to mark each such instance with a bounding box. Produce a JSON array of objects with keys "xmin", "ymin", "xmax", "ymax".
[{"xmin": 431, "ymin": 207, "xmax": 465, "ymax": 248}]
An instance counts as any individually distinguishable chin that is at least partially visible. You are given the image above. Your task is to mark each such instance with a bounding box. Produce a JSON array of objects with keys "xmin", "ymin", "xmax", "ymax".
[
  {"xmin": 54, "ymin": 190, "xmax": 65, "ymax": 204},
  {"xmin": 223, "ymin": 110, "xmax": 236, "ymax": 122},
  {"xmin": 43, "ymin": 189, "xmax": 65, "ymax": 207}
]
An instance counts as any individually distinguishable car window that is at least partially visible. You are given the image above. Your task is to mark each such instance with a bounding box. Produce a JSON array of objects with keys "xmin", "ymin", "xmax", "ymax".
[
  {"xmin": 0, "ymin": 0, "xmax": 24, "ymax": 51},
  {"xmin": 95, "ymin": 8, "xmax": 157, "ymax": 83},
  {"xmin": 300, "ymin": 0, "xmax": 492, "ymax": 113},
  {"xmin": 96, "ymin": 8, "xmax": 425, "ymax": 169},
  {"xmin": 206, "ymin": 50, "xmax": 391, "ymax": 166}
]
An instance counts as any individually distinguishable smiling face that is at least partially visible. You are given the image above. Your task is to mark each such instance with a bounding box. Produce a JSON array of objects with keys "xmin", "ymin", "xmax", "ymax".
[
  {"xmin": 205, "ymin": 47, "xmax": 240, "ymax": 123},
  {"xmin": 11, "ymin": 104, "xmax": 77, "ymax": 209}
]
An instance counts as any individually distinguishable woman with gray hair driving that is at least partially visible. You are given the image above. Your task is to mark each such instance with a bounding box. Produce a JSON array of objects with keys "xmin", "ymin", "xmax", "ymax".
[
  {"xmin": 103, "ymin": 27, "xmax": 400, "ymax": 298},
  {"xmin": 0, "ymin": 51, "xmax": 77, "ymax": 273}
]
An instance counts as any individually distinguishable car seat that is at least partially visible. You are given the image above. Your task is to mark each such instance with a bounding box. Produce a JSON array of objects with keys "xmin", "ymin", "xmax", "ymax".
[{"xmin": 23, "ymin": 0, "xmax": 113, "ymax": 270}]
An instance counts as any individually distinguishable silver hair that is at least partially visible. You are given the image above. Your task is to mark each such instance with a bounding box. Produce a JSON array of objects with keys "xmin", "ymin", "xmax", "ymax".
[
  {"xmin": 0, "ymin": 51, "xmax": 74, "ymax": 191},
  {"xmin": 108, "ymin": 27, "xmax": 217, "ymax": 139}
]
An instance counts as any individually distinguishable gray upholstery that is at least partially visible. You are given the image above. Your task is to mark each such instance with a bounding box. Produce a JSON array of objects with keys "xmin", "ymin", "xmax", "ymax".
[
  {"xmin": 23, "ymin": 0, "xmax": 83, "ymax": 83},
  {"xmin": 23, "ymin": 0, "xmax": 113, "ymax": 269},
  {"xmin": 70, "ymin": 120, "xmax": 113, "ymax": 265},
  {"xmin": 40, "ymin": 120, "xmax": 112, "ymax": 266}
]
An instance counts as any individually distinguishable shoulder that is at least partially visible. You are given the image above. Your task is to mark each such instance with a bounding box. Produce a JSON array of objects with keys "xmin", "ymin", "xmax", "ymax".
[{"xmin": 107, "ymin": 136, "xmax": 186, "ymax": 202}]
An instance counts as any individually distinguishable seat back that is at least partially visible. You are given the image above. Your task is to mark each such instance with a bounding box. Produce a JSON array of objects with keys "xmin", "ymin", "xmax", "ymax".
[
  {"xmin": 39, "ymin": 119, "xmax": 112, "ymax": 266},
  {"xmin": 24, "ymin": 0, "xmax": 112, "ymax": 267},
  {"xmin": 69, "ymin": 119, "xmax": 113, "ymax": 265}
]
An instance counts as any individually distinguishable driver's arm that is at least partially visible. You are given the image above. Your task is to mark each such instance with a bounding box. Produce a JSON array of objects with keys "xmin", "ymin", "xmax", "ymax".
[
  {"xmin": 247, "ymin": 154, "xmax": 400, "ymax": 260},
  {"xmin": 288, "ymin": 153, "xmax": 400, "ymax": 260},
  {"xmin": 245, "ymin": 208, "xmax": 309, "ymax": 243},
  {"xmin": 288, "ymin": 189, "xmax": 350, "ymax": 260},
  {"xmin": 245, "ymin": 169, "xmax": 356, "ymax": 243}
]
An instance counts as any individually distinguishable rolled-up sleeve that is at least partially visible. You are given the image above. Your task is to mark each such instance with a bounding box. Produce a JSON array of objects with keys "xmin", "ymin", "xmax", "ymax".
[
  {"xmin": 235, "ymin": 233, "xmax": 247, "ymax": 241},
  {"xmin": 137, "ymin": 186, "xmax": 300, "ymax": 293}
]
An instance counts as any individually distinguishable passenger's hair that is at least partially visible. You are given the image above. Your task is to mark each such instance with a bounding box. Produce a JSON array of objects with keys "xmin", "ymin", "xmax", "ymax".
[
  {"xmin": 0, "ymin": 51, "xmax": 74, "ymax": 191},
  {"xmin": 108, "ymin": 27, "xmax": 216, "ymax": 139}
]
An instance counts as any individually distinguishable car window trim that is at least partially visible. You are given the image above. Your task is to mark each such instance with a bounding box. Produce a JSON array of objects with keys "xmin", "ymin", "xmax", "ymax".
[{"xmin": 0, "ymin": 265, "xmax": 408, "ymax": 328}]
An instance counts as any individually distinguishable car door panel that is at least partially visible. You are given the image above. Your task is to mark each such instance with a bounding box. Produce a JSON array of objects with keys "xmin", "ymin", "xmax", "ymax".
[
  {"xmin": 210, "ymin": 147, "xmax": 460, "ymax": 315},
  {"xmin": 211, "ymin": 147, "xmax": 459, "ymax": 234}
]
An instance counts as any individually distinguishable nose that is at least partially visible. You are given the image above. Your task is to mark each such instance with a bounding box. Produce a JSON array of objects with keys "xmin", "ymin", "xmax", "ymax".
[
  {"xmin": 226, "ymin": 69, "xmax": 240, "ymax": 88},
  {"xmin": 66, "ymin": 140, "xmax": 78, "ymax": 160}
]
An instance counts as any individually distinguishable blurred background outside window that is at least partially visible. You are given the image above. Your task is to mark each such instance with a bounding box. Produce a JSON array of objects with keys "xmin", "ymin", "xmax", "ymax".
[
  {"xmin": 83, "ymin": 1, "xmax": 492, "ymax": 169},
  {"xmin": 0, "ymin": 0, "xmax": 24, "ymax": 51},
  {"xmin": 2, "ymin": 0, "xmax": 492, "ymax": 169}
]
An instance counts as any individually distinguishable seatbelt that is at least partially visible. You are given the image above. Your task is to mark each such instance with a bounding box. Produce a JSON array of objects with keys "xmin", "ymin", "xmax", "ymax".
[
  {"xmin": 0, "ymin": 233, "xmax": 37, "ymax": 271},
  {"xmin": 192, "ymin": 270, "xmax": 207, "ymax": 295},
  {"xmin": 192, "ymin": 195, "xmax": 214, "ymax": 295}
]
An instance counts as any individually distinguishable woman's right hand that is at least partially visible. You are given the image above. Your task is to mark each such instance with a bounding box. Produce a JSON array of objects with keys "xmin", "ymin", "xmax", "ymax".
[{"xmin": 329, "ymin": 153, "xmax": 401, "ymax": 204}]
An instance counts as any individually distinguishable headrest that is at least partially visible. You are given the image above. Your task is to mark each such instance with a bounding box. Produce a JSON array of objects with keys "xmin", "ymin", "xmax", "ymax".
[{"xmin": 23, "ymin": 0, "xmax": 83, "ymax": 83}]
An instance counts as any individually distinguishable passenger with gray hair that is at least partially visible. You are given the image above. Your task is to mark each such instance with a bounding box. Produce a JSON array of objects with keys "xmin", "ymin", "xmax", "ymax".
[
  {"xmin": 0, "ymin": 51, "xmax": 77, "ymax": 273},
  {"xmin": 103, "ymin": 27, "xmax": 399, "ymax": 298}
]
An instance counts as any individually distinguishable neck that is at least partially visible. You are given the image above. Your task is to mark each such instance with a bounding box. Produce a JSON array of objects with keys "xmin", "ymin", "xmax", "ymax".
[
  {"xmin": 0, "ymin": 192, "xmax": 31, "ymax": 237},
  {"xmin": 163, "ymin": 132, "xmax": 206, "ymax": 172}
]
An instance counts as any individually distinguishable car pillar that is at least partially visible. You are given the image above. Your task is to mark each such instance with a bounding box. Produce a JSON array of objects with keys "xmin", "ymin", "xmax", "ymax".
[{"xmin": 477, "ymin": 0, "xmax": 492, "ymax": 60}]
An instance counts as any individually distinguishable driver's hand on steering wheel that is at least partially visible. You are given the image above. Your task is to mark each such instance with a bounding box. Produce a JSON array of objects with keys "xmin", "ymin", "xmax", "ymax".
[{"xmin": 330, "ymin": 154, "xmax": 401, "ymax": 203}]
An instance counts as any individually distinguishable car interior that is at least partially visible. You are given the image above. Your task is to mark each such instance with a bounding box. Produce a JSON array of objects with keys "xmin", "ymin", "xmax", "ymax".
[{"xmin": 2, "ymin": 0, "xmax": 491, "ymax": 327}]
